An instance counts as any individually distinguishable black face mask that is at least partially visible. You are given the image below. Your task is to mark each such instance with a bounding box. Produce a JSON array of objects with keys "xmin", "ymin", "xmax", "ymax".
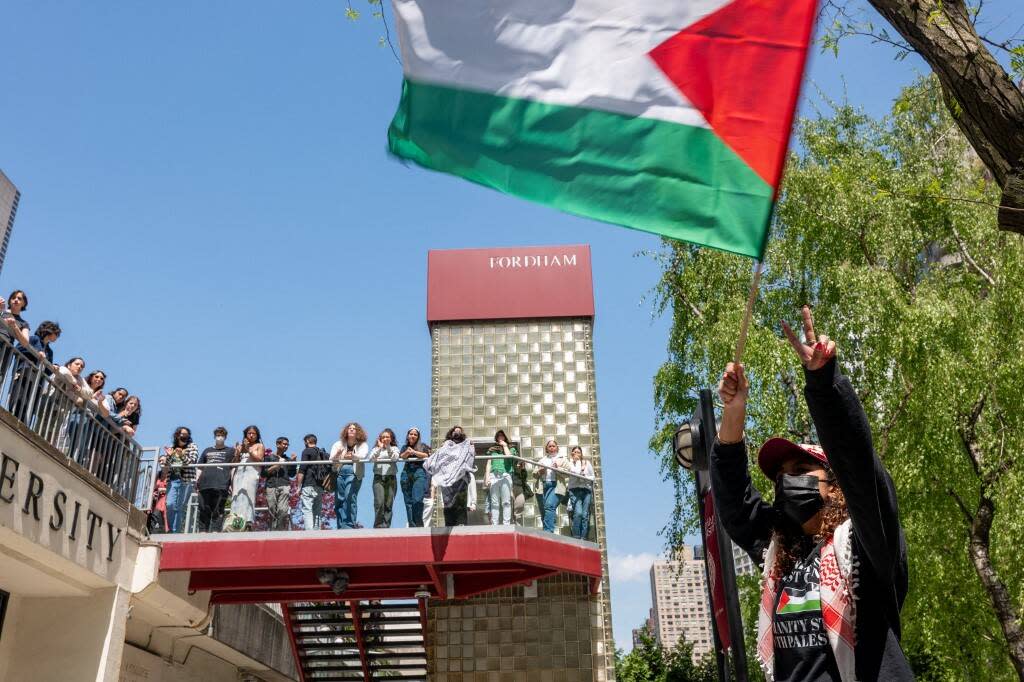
[
  {"xmin": 452, "ymin": 433, "xmax": 466, "ymax": 443},
  {"xmin": 774, "ymin": 474, "xmax": 824, "ymax": 527}
]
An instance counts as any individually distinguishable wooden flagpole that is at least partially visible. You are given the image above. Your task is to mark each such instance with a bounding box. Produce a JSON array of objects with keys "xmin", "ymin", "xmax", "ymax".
[{"xmin": 733, "ymin": 259, "xmax": 764, "ymax": 365}]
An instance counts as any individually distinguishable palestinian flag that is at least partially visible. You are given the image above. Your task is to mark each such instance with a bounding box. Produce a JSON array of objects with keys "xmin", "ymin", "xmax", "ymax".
[
  {"xmin": 777, "ymin": 588, "xmax": 822, "ymax": 615},
  {"xmin": 386, "ymin": 0, "xmax": 818, "ymax": 259}
]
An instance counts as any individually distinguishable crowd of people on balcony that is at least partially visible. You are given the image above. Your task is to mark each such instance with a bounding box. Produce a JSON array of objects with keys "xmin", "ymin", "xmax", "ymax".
[
  {"xmin": 0, "ymin": 290, "xmax": 143, "ymax": 469},
  {"xmin": 151, "ymin": 423, "xmax": 596, "ymax": 540}
]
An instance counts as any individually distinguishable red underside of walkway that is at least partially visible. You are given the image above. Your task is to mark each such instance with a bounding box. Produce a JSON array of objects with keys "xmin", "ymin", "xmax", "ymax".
[{"xmin": 158, "ymin": 528, "xmax": 602, "ymax": 603}]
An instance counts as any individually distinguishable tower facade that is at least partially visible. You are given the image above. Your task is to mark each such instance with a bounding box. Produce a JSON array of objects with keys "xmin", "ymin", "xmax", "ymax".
[
  {"xmin": 426, "ymin": 244, "xmax": 615, "ymax": 681},
  {"xmin": 0, "ymin": 171, "xmax": 20, "ymax": 278}
]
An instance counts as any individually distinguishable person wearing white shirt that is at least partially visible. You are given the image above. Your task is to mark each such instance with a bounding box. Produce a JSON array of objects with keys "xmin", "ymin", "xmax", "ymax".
[
  {"xmin": 370, "ymin": 428, "xmax": 401, "ymax": 528},
  {"xmin": 567, "ymin": 446, "xmax": 595, "ymax": 540},
  {"xmin": 331, "ymin": 422, "xmax": 370, "ymax": 529},
  {"xmin": 534, "ymin": 439, "xmax": 569, "ymax": 533}
]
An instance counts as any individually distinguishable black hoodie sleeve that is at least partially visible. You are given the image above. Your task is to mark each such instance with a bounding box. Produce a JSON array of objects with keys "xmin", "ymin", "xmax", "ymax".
[
  {"xmin": 710, "ymin": 439, "xmax": 774, "ymax": 566},
  {"xmin": 803, "ymin": 359, "xmax": 908, "ymax": 609}
]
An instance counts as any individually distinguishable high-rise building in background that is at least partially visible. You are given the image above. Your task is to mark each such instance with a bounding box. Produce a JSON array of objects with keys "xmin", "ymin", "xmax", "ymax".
[
  {"xmin": 0, "ymin": 170, "xmax": 20, "ymax": 279},
  {"xmin": 733, "ymin": 541, "xmax": 757, "ymax": 577},
  {"xmin": 426, "ymin": 244, "xmax": 615, "ymax": 681},
  {"xmin": 649, "ymin": 546, "xmax": 714, "ymax": 660},
  {"xmin": 645, "ymin": 540, "xmax": 758, "ymax": 661}
]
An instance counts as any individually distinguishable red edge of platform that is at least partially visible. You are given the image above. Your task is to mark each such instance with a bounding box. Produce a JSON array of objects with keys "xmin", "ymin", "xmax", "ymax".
[{"xmin": 160, "ymin": 529, "xmax": 602, "ymax": 602}]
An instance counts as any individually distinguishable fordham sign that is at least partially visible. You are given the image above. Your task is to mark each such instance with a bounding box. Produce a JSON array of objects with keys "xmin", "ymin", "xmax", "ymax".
[
  {"xmin": 489, "ymin": 253, "xmax": 577, "ymax": 269},
  {"xmin": 428, "ymin": 245, "xmax": 595, "ymax": 322}
]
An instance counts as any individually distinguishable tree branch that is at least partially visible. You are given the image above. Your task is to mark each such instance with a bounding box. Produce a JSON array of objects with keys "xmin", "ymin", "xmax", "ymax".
[{"xmin": 951, "ymin": 225, "xmax": 997, "ymax": 286}]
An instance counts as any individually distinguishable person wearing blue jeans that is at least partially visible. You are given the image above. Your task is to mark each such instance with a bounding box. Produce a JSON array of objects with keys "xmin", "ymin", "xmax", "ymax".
[
  {"xmin": 400, "ymin": 428, "xmax": 431, "ymax": 527},
  {"xmin": 331, "ymin": 422, "xmax": 369, "ymax": 530},
  {"xmin": 335, "ymin": 463, "xmax": 357, "ymax": 528},
  {"xmin": 160, "ymin": 426, "xmax": 198, "ymax": 533},
  {"xmin": 567, "ymin": 446, "xmax": 595, "ymax": 540},
  {"xmin": 534, "ymin": 439, "xmax": 568, "ymax": 533}
]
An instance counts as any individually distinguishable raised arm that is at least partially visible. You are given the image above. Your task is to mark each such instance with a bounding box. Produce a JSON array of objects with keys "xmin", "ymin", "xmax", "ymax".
[
  {"xmin": 784, "ymin": 307, "xmax": 907, "ymax": 595},
  {"xmin": 709, "ymin": 362, "xmax": 775, "ymax": 564}
]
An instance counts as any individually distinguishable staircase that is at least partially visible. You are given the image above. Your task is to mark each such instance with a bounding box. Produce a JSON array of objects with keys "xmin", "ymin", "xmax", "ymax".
[{"xmin": 284, "ymin": 600, "xmax": 428, "ymax": 682}]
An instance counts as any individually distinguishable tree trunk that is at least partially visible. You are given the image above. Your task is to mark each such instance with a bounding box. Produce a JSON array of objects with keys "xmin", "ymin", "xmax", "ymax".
[
  {"xmin": 865, "ymin": 0, "xmax": 1024, "ymax": 234},
  {"xmin": 969, "ymin": 493, "xmax": 1024, "ymax": 680}
]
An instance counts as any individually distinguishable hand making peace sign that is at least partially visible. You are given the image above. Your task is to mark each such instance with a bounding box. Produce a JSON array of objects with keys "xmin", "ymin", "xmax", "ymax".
[{"xmin": 781, "ymin": 305, "xmax": 836, "ymax": 370}]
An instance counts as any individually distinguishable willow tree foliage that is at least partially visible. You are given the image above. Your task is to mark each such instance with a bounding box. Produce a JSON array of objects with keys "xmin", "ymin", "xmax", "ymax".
[
  {"xmin": 649, "ymin": 78, "xmax": 1024, "ymax": 680},
  {"xmin": 615, "ymin": 628, "xmax": 718, "ymax": 682}
]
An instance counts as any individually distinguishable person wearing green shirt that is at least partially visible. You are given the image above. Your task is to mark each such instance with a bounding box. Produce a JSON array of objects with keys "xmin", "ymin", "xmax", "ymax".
[{"xmin": 485, "ymin": 429, "xmax": 517, "ymax": 525}]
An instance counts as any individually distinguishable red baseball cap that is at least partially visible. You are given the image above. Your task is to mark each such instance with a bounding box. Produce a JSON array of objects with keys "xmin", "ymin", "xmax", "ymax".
[{"xmin": 757, "ymin": 438, "xmax": 829, "ymax": 479}]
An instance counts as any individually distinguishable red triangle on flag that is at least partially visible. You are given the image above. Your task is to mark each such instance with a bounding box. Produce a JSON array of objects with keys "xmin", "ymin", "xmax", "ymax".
[{"xmin": 649, "ymin": 0, "xmax": 818, "ymax": 191}]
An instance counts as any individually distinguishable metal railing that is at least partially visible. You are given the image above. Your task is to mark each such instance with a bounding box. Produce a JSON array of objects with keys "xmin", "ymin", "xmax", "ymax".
[
  {"xmin": 144, "ymin": 444, "xmax": 596, "ymax": 539},
  {"xmin": 0, "ymin": 333, "xmax": 143, "ymax": 502}
]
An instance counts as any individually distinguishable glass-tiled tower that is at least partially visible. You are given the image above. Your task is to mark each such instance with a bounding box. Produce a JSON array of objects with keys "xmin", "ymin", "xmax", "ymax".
[
  {"xmin": 426, "ymin": 245, "xmax": 615, "ymax": 681},
  {"xmin": 0, "ymin": 170, "xmax": 20, "ymax": 279}
]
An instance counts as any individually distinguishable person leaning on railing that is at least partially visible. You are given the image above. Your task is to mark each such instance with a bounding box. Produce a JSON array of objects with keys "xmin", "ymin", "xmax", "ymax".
[
  {"xmin": 0, "ymin": 290, "xmax": 31, "ymax": 380},
  {"xmin": 296, "ymin": 433, "xmax": 330, "ymax": 531},
  {"xmin": 9, "ymin": 320, "xmax": 61, "ymax": 423},
  {"xmin": 370, "ymin": 428, "xmax": 400, "ymax": 529},
  {"xmin": 566, "ymin": 446, "xmax": 595, "ymax": 540},
  {"xmin": 160, "ymin": 426, "xmax": 198, "ymax": 533},
  {"xmin": 399, "ymin": 427, "xmax": 431, "ymax": 528},
  {"xmin": 331, "ymin": 422, "xmax": 369, "ymax": 530},
  {"xmin": 533, "ymin": 439, "xmax": 570, "ymax": 533},
  {"xmin": 485, "ymin": 429, "xmax": 516, "ymax": 526},
  {"xmin": 227, "ymin": 425, "xmax": 264, "ymax": 532},
  {"xmin": 262, "ymin": 436, "xmax": 297, "ymax": 531},
  {"xmin": 422, "ymin": 425, "xmax": 476, "ymax": 527},
  {"xmin": 195, "ymin": 426, "xmax": 233, "ymax": 532}
]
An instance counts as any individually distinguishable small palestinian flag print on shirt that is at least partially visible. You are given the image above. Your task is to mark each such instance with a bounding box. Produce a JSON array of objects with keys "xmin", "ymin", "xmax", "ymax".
[{"xmin": 777, "ymin": 587, "xmax": 821, "ymax": 615}]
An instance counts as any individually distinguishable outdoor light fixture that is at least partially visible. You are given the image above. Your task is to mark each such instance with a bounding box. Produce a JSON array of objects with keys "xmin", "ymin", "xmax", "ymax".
[
  {"xmin": 674, "ymin": 416, "xmax": 702, "ymax": 471},
  {"xmin": 317, "ymin": 568, "xmax": 350, "ymax": 595},
  {"xmin": 675, "ymin": 389, "xmax": 721, "ymax": 472}
]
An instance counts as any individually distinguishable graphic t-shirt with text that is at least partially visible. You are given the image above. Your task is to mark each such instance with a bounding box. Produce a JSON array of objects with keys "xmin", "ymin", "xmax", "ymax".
[
  {"xmin": 197, "ymin": 446, "xmax": 232, "ymax": 491},
  {"xmin": 773, "ymin": 540, "xmax": 841, "ymax": 682}
]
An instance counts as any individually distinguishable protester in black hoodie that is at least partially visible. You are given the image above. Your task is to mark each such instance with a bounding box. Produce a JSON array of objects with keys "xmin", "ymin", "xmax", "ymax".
[{"xmin": 710, "ymin": 307, "xmax": 913, "ymax": 682}]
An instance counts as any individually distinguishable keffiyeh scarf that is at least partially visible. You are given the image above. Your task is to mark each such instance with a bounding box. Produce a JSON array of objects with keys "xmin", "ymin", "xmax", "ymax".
[{"xmin": 757, "ymin": 518, "xmax": 859, "ymax": 681}]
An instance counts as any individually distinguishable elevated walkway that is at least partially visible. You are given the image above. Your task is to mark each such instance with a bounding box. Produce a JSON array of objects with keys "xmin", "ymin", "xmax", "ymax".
[
  {"xmin": 157, "ymin": 527, "xmax": 601, "ymax": 681},
  {"xmin": 157, "ymin": 526, "xmax": 602, "ymax": 603}
]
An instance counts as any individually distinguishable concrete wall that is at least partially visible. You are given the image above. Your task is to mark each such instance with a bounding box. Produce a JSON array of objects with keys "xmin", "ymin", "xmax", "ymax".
[
  {"xmin": 1, "ymin": 587, "xmax": 132, "ymax": 682},
  {"xmin": 211, "ymin": 604, "xmax": 298, "ymax": 680}
]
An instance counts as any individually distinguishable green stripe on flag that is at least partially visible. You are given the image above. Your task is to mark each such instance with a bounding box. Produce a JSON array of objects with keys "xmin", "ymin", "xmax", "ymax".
[{"xmin": 388, "ymin": 78, "xmax": 774, "ymax": 258}]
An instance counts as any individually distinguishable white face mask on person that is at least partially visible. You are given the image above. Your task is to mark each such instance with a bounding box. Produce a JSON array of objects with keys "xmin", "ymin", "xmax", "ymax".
[{"xmin": 215, "ymin": 435, "xmax": 226, "ymax": 447}]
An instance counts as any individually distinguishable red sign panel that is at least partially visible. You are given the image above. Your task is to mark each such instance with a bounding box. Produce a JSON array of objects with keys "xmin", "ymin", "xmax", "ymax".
[
  {"xmin": 427, "ymin": 245, "xmax": 595, "ymax": 322},
  {"xmin": 702, "ymin": 491, "xmax": 732, "ymax": 650}
]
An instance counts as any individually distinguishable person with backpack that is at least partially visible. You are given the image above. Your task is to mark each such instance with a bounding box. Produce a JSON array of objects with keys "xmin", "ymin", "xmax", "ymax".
[{"xmin": 296, "ymin": 433, "xmax": 330, "ymax": 531}]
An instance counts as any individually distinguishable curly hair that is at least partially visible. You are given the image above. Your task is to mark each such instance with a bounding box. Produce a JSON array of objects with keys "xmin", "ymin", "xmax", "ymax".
[
  {"xmin": 444, "ymin": 425, "xmax": 465, "ymax": 441},
  {"xmin": 340, "ymin": 422, "xmax": 367, "ymax": 445},
  {"xmin": 772, "ymin": 473, "xmax": 849, "ymax": 576},
  {"xmin": 35, "ymin": 320, "xmax": 61, "ymax": 339}
]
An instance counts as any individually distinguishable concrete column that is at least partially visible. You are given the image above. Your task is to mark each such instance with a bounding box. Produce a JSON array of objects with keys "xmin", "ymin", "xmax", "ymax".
[{"xmin": 3, "ymin": 586, "xmax": 131, "ymax": 682}]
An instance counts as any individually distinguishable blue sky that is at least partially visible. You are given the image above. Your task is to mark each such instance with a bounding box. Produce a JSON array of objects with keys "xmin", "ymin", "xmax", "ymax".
[{"xmin": 2, "ymin": 0, "xmax": 1017, "ymax": 654}]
